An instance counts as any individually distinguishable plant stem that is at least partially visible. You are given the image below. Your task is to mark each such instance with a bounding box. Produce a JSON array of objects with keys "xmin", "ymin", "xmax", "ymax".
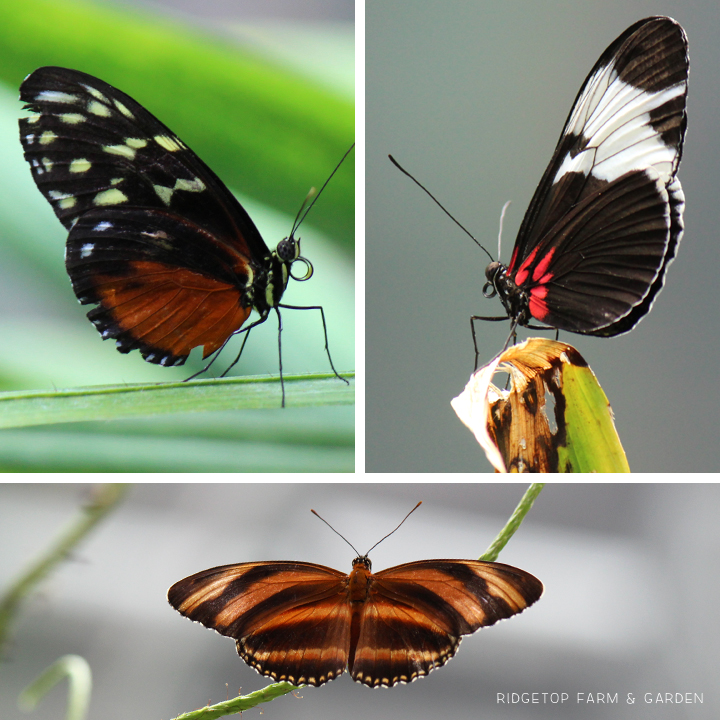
[
  {"xmin": 170, "ymin": 682, "xmax": 299, "ymax": 720},
  {"xmin": 18, "ymin": 654, "xmax": 92, "ymax": 720},
  {"xmin": 480, "ymin": 483, "xmax": 544, "ymax": 562},
  {"xmin": 0, "ymin": 484, "xmax": 129, "ymax": 653}
]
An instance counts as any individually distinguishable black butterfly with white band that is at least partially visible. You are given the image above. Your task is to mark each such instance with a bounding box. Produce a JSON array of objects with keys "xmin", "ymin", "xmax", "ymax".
[
  {"xmin": 394, "ymin": 17, "xmax": 689, "ymax": 356},
  {"xmin": 479, "ymin": 16, "xmax": 689, "ymax": 344}
]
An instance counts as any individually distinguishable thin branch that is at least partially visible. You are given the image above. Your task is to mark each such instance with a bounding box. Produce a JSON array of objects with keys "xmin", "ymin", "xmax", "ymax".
[{"xmin": 0, "ymin": 484, "xmax": 129, "ymax": 654}]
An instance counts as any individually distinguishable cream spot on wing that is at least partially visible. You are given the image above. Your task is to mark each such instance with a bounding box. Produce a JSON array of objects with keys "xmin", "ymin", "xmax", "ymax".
[
  {"xmin": 153, "ymin": 185, "xmax": 173, "ymax": 206},
  {"xmin": 113, "ymin": 100, "xmax": 134, "ymax": 118},
  {"xmin": 69, "ymin": 158, "xmax": 91, "ymax": 173},
  {"xmin": 103, "ymin": 144, "xmax": 136, "ymax": 159},
  {"xmin": 87, "ymin": 100, "xmax": 111, "ymax": 117},
  {"xmin": 93, "ymin": 188, "xmax": 128, "ymax": 206},
  {"xmin": 82, "ymin": 85, "xmax": 108, "ymax": 103},
  {"xmin": 154, "ymin": 135, "xmax": 182, "ymax": 152},
  {"xmin": 175, "ymin": 177, "xmax": 205, "ymax": 193},
  {"xmin": 59, "ymin": 113, "xmax": 85, "ymax": 124}
]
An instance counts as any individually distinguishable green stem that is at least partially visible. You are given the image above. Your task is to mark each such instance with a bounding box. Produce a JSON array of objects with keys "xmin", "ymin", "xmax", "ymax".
[
  {"xmin": 170, "ymin": 682, "xmax": 300, "ymax": 720},
  {"xmin": 480, "ymin": 483, "xmax": 544, "ymax": 562},
  {"xmin": 0, "ymin": 484, "xmax": 129, "ymax": 653},
  {"xmin": 18, "ymin": 654, "xmax": 92, "ymax": 720}
]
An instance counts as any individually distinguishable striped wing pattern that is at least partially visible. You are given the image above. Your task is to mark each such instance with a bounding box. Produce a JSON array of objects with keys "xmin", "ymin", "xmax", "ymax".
[
  {"xmin": 168, "ymin": 562, "xmax": 351, "ymax": 686},
  {"xmin": 19, "ymin": 66, "xmax": 270, "ymax": 366},
  {"xmin": 354, "ymin": 560, "xmax": 543, "ymax": 687},
  {"xmin": 496, "ymin": 17, "xmax": 688, "ymax": 335},
  {"xmin": 167, "ymin": 558, "xmax": 543, "ymax": 688}
]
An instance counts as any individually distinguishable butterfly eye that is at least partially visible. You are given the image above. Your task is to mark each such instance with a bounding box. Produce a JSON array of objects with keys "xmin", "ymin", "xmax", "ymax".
[
  {"xmin": 276, "ymin": 237, "xmax": 299, "ymax": 263},
  {"xmin": 290, "ymin": 256, "xmax": 314, "ymax": 282}
]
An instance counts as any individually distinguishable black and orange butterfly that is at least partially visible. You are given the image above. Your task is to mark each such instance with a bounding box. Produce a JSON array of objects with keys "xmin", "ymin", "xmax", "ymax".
[
  {"xmin": 167, "ymin": 515, "xmax": 542, "ymax": 687},
  {"xmin": 18, "ymin": 66, "xmax": 351, "ymax": 404}
]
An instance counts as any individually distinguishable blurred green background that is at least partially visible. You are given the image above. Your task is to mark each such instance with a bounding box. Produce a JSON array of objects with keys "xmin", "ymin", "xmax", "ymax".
[{"xmin": 0, "ymin": 0, "xmax": 355, "ymax": 472}]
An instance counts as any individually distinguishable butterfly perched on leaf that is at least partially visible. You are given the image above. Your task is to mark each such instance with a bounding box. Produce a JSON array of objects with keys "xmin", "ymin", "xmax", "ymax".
[
  {"xmin": 168, "ymin": 553, "xmax": 542, "ymax": 687},
  {"xmin": 18, "ymin": 66, "xmax": 349, "ymax": 402},
  {"xmin": 477, "ymin": 16, "xmax": 689, "ymax": 339}
]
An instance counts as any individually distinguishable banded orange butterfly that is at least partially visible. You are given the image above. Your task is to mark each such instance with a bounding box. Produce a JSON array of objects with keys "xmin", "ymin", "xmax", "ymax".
[{"xmin": 167, "ymin": 506, "xmax": 542, "ymax": 687}]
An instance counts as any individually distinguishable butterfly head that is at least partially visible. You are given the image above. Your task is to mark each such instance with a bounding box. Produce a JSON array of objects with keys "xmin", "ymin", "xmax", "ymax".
[
  {"xmin": 483, "ymin": 261, "xmax": 502, "ymax": 298},
  {"xmin": 351, "ymin": 555, "xmax": 372, "ymax": 572},
  {"xmin": 274, "ymin": 236, "xmax": 314, "ymax": 282}
]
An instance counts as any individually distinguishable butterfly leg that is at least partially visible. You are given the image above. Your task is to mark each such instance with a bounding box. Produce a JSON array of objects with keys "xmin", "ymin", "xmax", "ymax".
[
  {"xmin": 219, "ymin": 328, "xmax": 253, "ymax": 377},
  {"xmin": 182, "ymin": 314, "xmax": 268, "ymax": 382},
  {"xmin": 275, "ymin": 307, "xmax": 286, "ymax": 408},
  {"xmin": 278, "ymin": 304, "xmax": 349, "ymax": 386},
  {"xmin": 470, "ymin": 314, "xmax": 508, "ymax": 370}
]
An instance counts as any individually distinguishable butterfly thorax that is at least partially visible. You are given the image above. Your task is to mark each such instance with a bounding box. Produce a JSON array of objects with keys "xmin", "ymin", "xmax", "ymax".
[
  {"xmin": 348, "ymin": 556, "xmax": 372, "ymax": 603},
  {"xmin": 484, "ymin": 261, "xmax": 531, "ymax": 326}
]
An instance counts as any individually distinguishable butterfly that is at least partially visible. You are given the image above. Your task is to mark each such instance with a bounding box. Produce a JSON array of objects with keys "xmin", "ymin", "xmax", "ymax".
[
  {"xmin": 18, "ymin": 66, "xmax": 350, "ymax": 404},
  {"xmin": 472, "ymin": 17, "xmax": 689, "ymax": 345},
  {"xmin": 167, "ymin": 554, "xmax": 543, "ymax": 687}
]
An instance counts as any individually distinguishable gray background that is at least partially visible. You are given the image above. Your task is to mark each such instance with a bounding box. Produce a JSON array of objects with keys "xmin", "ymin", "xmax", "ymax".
[
  {"xmin": 1, "ymin": 483, "xmax": 718, "ymax": 720},
  {"xmin": 366, "ymin": 0, "xmax": 720, "ymax": 472}
]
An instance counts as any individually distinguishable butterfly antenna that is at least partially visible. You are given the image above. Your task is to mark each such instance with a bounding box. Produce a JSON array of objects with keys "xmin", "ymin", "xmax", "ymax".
[
  {"xmin": 388, "ymin": 155, "xmax": 494, "ymax": 263},
  {"xmin": 364, "ymin": 501, "xmax": 423, "ymax": 556},
  {"xmin": 311, "ymin": 509, "xmax": 362, "ymax": 556},
  {"xmin": 292, "ymin": 143, "xmax": 355, "ymax": 236},
  {"xmin": 497, "ymin": 200, "xmax": 511, "ymax": 260}
]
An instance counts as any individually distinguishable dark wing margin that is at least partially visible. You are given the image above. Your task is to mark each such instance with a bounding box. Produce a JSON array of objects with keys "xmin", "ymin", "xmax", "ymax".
[
  {"xmin": 351, "ymin": 560, "xmax": 543, "ymax": 687},
  {"xmin": 508, "ymin": 17, "xmax": 688, "ymax": 334},
  {"xmin": 167, "ymin": 561, "xmax": 350, "ymax": 687}
]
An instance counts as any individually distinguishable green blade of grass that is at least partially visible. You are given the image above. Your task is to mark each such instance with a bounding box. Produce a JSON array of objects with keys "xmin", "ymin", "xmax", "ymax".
[{"xmin": 0, "ymin": 373, "xmax": 354, "ymax": 429}]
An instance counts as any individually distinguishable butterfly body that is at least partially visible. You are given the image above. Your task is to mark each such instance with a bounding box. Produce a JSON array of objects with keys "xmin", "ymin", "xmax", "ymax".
[
  {"xmin": 19, "ymin": 67, "xmax": 320, "ymax": 371},
  {"xmin": 168, "ymin": 556, "xmax": 543, "ymax": 688},
  {"xmin": 481, "ymin": 17, "xmax": 688, "ymax": 337}
]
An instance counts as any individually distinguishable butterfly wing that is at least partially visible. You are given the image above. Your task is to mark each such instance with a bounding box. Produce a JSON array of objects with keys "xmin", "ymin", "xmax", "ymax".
[
  {"xmin": 65, "ymin": 207, "xmax": 253, "ymax": 363},
  {"xmin": 167, "ymin": 561, "xmax": 351, "ymax": 686},
  {"xmin": 507, "ymin": 17, "xmax": 688, "ymax": 335},
  {"xmin": 19, "ymin": 66, "xmax": 271, "ymax": 364},
  {"xmin": 351, "ymin": 560, "xmax": 543, "ymax": 687}
]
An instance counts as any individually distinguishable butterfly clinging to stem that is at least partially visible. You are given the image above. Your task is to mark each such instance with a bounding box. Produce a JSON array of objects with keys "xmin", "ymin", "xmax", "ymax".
[
  {"xmin": 393, "ymin": 17, "xmax": 688, "ymax": 361},
  {"xmin": 167, "ymin": 503, "xmax": 543, "ymax": 687},
  {"xmin": 19, "ymin": 66, "xmax": 352, "ymax": 405}
]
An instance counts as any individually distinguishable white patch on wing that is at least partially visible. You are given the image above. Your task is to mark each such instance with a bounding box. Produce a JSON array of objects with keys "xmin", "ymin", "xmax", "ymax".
[
  {"xmin": 36, "ymin": 90, "xmax": 80, "ymax": 104},
  {"xmin": 556, "ymin": 69, "xmax": 686, "ymax": 186},
  {"xmin": 80, "ymin": 243, "xmax": 94, "ymax": 258},
  {"xmin": 552, "ymin": 146, "xmax": 596, "ymax": 181}
]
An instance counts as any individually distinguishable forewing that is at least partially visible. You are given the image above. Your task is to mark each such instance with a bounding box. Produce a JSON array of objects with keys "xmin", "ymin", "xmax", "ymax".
[
  {"xmin": 168, "ymin": 561, "xmax": 350, "ymax": 687},
  {"xmin": 19, "ymin": 66, "xmax": 268, "ymax": 261},
  {"xmin": 509, "ymin": 15, "xmax": 688, "ymax": 315},
  {"xmin": 350, "ymin": 560, "xmax": 543, "ymax": 687}
]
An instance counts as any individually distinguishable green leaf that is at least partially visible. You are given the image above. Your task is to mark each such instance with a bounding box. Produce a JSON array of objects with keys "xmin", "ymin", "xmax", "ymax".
[{"xmin": 556, "ymin": 362, "xmax": 630, "ymax": 473}]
